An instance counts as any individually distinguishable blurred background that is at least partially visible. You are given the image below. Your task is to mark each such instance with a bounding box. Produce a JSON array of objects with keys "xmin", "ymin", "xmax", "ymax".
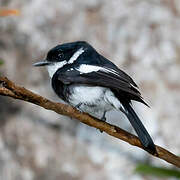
[{"xmin": 0, "ymin": 0, "xmax": 180, "ymax": 179}]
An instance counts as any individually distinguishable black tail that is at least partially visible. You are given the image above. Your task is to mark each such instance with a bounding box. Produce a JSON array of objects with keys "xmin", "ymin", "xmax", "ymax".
[{"xmin": 122, "ymin": 102, "xmax": 156, "ymax": 154}]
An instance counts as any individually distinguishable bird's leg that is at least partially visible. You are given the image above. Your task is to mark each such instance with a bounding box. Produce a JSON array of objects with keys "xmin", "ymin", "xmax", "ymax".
[
  {"xmin": 99, "ymin": 111, "xmax": 107, "ymax": 133},
  {"xmin": 101, "ymin": 111, "xmax": 107, "ymax": 122}
]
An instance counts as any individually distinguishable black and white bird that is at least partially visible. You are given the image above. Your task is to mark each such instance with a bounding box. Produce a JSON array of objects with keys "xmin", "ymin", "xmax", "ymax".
[{"xmin": 33, "ymin": 41, "xmax": 156, "ymax": 154}]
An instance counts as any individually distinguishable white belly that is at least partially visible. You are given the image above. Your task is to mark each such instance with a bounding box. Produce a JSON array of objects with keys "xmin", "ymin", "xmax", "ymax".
[{"xmin": 68, "ymin": 85, "xmax": 122, "ymax": 118}]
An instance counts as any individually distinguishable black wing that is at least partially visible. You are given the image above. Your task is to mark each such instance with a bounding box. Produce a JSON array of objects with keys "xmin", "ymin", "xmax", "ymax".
[{"xmin": 55, "ymin": 64, "xmax": 148, "ymax": 106}]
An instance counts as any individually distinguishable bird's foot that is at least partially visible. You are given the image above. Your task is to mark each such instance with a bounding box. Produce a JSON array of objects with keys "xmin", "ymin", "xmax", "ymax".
[
  {"xmin": 100, "ymin": 116, "xmax": 106, "ymax": 122},
  {"xmin": 75, "ymin": 103, "xmax": 83, "ymax": 113}
]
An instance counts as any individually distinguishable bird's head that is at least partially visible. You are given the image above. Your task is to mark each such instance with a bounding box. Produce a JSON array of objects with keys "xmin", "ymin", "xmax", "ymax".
[{"xmin": 33, "ymin": 41, "xmax": 92, "ymax": 77}]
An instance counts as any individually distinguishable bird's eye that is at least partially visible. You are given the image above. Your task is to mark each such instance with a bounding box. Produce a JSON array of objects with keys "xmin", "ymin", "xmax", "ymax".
[{"xmin": 58, "ymin": 53, "xmax": 63, "ymax": 58}]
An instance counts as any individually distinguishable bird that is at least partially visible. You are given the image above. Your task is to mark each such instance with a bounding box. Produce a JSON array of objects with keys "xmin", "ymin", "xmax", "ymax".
[{"xmin": 33, "ymin": 41, "xmax": 156, "ymax": 154}]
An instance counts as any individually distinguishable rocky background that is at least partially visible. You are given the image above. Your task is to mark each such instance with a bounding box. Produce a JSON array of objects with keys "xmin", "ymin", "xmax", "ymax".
[{"xmin": 0, "ymin": 0, "xmax": 180, "ymax": 180}]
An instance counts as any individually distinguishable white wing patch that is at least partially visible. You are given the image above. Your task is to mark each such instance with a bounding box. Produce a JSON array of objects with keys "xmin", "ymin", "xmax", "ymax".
[
  {"xmin": 77, "ymin": 64, "xmax": 121, "ymax": 76},
  {"xmin": 68, "ymin": 48, "xmax": 85, "ymax": 64},
  {"xmin": 77, "ymin": 64, "xmax": 102, "ymax": 74},
  {"xmin": 105, "ymin": 68, "xmax": 119, "ymax": 76},
  {"xmin": 77, "ymin": 64, "xmax": 138, "ymax": 90}
]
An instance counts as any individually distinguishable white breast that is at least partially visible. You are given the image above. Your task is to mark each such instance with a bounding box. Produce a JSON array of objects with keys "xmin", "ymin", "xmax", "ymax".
[
  {"xmin": 68, "ymin": 85, "xmax": 123, "ymax": 117},
  {"xmin": 69, "ymin": 85, "xmax": 107, "ymax": 106}
]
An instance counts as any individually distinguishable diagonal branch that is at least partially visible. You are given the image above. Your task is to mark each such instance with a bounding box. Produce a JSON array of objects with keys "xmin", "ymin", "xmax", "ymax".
[{"xmin": 0, "ymin": 76, "xmax": 180, "ymax": 168}]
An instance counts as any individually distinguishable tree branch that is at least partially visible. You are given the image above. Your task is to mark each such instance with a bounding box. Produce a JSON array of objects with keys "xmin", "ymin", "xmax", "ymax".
[{"xmin": 0, "ymin": 76, "xmax": 180, "ymax": 168}]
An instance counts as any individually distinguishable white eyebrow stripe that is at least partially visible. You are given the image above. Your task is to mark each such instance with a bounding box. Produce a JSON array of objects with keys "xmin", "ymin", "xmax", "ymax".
[{"xmin": 68, "ymin": 48, "xmax": 85, "ymax": 64}]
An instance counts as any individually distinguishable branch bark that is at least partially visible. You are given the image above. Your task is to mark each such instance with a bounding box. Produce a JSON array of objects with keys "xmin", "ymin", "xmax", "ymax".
[{"xmin": 0, "ymin": 76, "xmax": 180, "ymax": 168}]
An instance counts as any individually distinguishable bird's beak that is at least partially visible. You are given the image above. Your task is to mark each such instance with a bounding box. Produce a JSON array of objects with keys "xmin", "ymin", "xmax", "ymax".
[{"xmin": 33, "ymin": 60, "xmax": 51, "ymax": 67}]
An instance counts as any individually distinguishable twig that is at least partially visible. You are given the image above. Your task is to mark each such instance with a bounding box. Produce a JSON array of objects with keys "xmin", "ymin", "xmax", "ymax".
[{"xmin": 0, "ymin": 76, "xmax": 180, "ymax": 168}]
